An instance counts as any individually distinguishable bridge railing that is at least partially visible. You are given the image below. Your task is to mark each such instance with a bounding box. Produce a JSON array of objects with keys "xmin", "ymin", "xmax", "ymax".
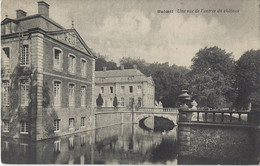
[
  {"xmin": 179, "ymin": 110, "xmax": 250, "ymax": 125},
  {"xmin": 137, "ymin": 107, "xmax": 178, "ymax": 113}
]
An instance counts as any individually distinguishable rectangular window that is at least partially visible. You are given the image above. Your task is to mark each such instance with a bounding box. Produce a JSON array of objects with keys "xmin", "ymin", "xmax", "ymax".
[
  {"xmin": 53, "ymin": 81, "xmax": 61, "ymax": 106},
  {"xmin": 68, "ymin": 54, "xmax": 76, "ymax": 74},
  {"xmin": 21, "ymin": 45, "xmax": 29, "ymax": 66},
  {"xmin": 2, "ymin": 47, "xmax": 10, "ymax": 68},
  {"xmin": 110, "ymin": 87, "xmax": 113, "ymax": 94},
  {"xmin": 129, "ymin": 97, "xmax": 134, "ymax": 107},
  {"xmin": 137, "ymin": 85, "xmax": 142, "ymax": 93},
  {"xmin": 121, "ymin": 97, "xmax": 124, "ymax": 106},
  {"xmin": 81, "ymin": 86, "xmax": 86, "ymax": 107},
  {"xmin": 54, "ymin": 140, "xmax": 61, "ymax": 153},
  {"xmin": 81, "ymin": 117, "xmax": 86, "ymax": 127},
  {"xmin": 81, "ymin": 59, "xmax": 87, "ymax": 77},
  {"xmin": 129, "ymin": 86, "xmax": 133, "ymax": 93},
  {"xmin": 138, "ymin": 97, "xmax": 142, "ymax": 107},
  {"xmin": 68, "ymin": 84, "xmax": 75, "ymax": 106},
  {"xmin": 20, "ymin": 121, "xmax": 29, "ymax": 134},
  {"xmin": 2, "ymin": 120, "xmax": 9, "ymax": 132},
  {"xmin": 120, "ymin": 86, "xmax": 125, "ymax": 93},
  {"xmin": 54, "ymin": 119, "xmax": 60, "ymax": 132},
  {"xmin": 80, "ymin": 135, "xmax": 86, "ymax": 146},
  {"xmin": 101, "ymin": 87, "xmax": 104, "ymax": 94},
  {"xmin": 69, "ymin": 118, "xmax": 74, "ymax": 129},
  {"xmin": 69, "ymin": 137, "xmax": 74, "ymax": 149},
  {"xmin": 2, "ymin": 80, "xmax": 9, "ymax": 106},
  {"xmin": 54, "ymin": 49, "xmax": 62, "ymax": 70},
  {"xmin": 20, "ymin": 80, "xmax": 29, "ymax": 106}
]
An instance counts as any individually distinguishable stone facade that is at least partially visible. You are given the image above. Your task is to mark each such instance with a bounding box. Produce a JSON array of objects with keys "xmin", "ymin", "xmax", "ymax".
[
  {"xmin": 1, "ymin": 1, "xmax": 96, "ymax": 140},
  {"xmin": 95, "ymin": 66, "xmax": 155, "ymax": 108}
]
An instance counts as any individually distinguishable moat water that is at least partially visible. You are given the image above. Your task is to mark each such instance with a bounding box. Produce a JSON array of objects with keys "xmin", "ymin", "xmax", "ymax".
[{"xmin": 1, "ymin": 123, "xmax": 260, "ymax": 164}]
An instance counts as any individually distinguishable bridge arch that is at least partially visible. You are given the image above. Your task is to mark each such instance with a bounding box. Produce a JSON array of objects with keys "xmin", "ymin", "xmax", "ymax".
[{"xmin": 135, "ymin": 113, "xmax": 178, "ymax": 125}]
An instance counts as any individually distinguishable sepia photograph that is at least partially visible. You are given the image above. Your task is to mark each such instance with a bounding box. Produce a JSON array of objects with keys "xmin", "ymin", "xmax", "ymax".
[{"xmin": 1, "ymin": 0, "xmax": 260, "ymax": 164}]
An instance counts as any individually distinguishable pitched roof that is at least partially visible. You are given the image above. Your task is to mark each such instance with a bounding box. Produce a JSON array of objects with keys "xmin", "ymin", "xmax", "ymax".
[
  {"xmin": 95, "ymin": 69, "xmax": 154, "ymax": 85},
  {"xmin": 95, "ymin": 69, "xmax": 144, "ymax": 78}
]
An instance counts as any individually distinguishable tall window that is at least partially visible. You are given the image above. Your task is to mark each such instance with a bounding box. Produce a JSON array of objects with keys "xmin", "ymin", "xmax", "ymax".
[
  {"xmin": 68, "ymin": 84, "xmax": 75, "ymax": 106},
  {"xmin": 20, "ymin": 121, "xmax": 29, "ymax": 134},
  {"xmin": 81, "ymin": 59, "xmax": 87, "ymax": 77},
  {"xmin": 2, "ymin": 120, "xmax": 9, "ymax": 132},
  {"xmin": 137, "ymin": 85, "xmax": 142, "ymax": 93},
  {"xmin": 121, "ymin": 97, "xmax": 124, "ymax": 106},
  {"xmin": 129, "ymin": 86, "xmax": 133, "ymax": 93},
  {"xmin": 69, "ymin": 118, "xmax": 74, "ymax": 129},
  {"xmin": 2, "ymin": 80, "xmax": 9, "ymax": 106},
  {"xmin": 129, "ymin": 97, "xmax": 134, "ymax": 107},
  {"xmin": 81, "ymin": 135, "xmax": 86, "ymax": 146},
  {"xmin": 110, "ymin": 87, "xmax": 113, "ymax": 94},
  {"xmin": 69, "ymin": 137, "xmax": 74, "ymax": 149},
  {"xmin": 138, "ymin": 97, "xmax": 142, "ymax": 107},
  {"xmin": 68, "ymin": 54, "xmax": 76, "ymax": 74},
  {"xmin": 81, "ymin": 117, "xmax": 86, "ymax": 127},
  {"xmin": 21, "ymin": 45, "xmax": 29, "ymax": 66},
  {"xmin": 54, "ymin": 140, "xmax": 61, "ymax": 152},
  {"xmin": 20, "ymin": 80, "xmax": 29, "ymax": 106},
  {"xmin": 54, "ymin": 119, "xmax": 60, "ymax": 132},
  {"xmin": 101, "ymin": 87, "xmax": 104, "ymax": 94},
  {"xmin": 2, "ymin": 47, "xmax": 10, "ymax": 68},
  {"xmin": 120, "ymin": 86, "xmax": 125, "ymax": 94},
  {"xmin": 53, "ymin": 81, "xmax": 61, "ymax": 106},
  {"xmin": 81, "ymin": 86, "xmax": 86, "ymax": 107},
  {"xmin": 53, "ymin": 48, "xmax": 62, "ymax": 70}
]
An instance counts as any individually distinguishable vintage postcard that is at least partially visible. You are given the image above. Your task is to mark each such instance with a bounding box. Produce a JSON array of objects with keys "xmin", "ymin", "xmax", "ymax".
[{"xmin": 1, "ymin": 0, "xmax": 260, "ymax": 164}]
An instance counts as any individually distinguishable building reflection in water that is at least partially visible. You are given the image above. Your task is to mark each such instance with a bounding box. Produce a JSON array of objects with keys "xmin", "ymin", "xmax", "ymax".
[{"xmin": 1, "ymin": 124, "xmax": 178, "ymax": 164}]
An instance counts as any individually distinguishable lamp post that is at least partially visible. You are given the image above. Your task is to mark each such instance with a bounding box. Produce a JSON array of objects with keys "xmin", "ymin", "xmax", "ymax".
[
  {"xmin": 178, "ymin": 90, "xmax": 191, "ymax": 110},
  {"xmin": 178, "ymin": 90, "xmax": 192, "ymax": 121}
]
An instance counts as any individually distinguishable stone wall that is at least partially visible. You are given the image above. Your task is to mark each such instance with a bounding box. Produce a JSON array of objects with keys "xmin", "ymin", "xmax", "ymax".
[
  {"xmin": 95, "ymin": 111, "xmax": 133, "ymax": 129},
  {"xmin": 178, "ymin": 123, "xmax": 255, "ymax": 163}
]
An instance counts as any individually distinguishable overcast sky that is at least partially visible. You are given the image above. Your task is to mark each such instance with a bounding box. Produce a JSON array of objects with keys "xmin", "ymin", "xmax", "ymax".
[{"xmin": 1, "ymin": 0, "xmax": 260, "ymax": 67}]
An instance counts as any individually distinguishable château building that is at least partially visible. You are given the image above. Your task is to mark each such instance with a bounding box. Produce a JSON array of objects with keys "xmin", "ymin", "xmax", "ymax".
[
  {"xmin": 95, "ymin": 65, "xmax": 155, "ymax": 108},
  {"xmin": 1, "ymin": 1, "xmax": 96, "ymax": 140}
]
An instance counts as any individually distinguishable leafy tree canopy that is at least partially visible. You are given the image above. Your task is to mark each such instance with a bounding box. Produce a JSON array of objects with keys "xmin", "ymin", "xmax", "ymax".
[{"xmin": 235, "ymin": 49, "xmax": 260, "ymax": 109}]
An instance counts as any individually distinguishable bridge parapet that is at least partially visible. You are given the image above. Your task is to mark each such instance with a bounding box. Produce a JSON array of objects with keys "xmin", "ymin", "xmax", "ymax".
[
  {"xmin": 137, "ymin": 107, "xmax": 178, "ymax": 113},
  {"xmin": 179, "ymin": 109, "xmax": 250, "ymax": 125}
]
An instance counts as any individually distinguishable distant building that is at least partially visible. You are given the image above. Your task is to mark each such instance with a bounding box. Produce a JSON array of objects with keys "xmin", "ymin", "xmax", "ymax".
[
  {"xmin": 1, "ymin": 1, "xmax": 96, "ymax": 140},
  {"xmin": 95, "ymin": 65, "xmax": 155, "ymax": 108}
]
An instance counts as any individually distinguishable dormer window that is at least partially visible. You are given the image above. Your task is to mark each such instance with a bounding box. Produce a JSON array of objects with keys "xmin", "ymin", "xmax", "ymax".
[{"xmin": 53, "ymin": 48, "xmax": 63, "ymax": 70}]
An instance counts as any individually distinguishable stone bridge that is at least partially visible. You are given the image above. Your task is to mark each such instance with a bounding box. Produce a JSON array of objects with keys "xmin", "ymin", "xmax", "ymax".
[{"xmin": 133, "ymin": 107, "xmax": 179, "ymax": 129}]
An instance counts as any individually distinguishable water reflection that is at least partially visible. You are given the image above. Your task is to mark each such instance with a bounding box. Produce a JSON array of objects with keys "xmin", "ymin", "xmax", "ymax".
[{"xmin": 1, "ymin": 124, "xmax": 178, "ymax": 164}]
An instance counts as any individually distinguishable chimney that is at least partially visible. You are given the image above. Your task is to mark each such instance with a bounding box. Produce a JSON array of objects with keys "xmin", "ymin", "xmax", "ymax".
[
  {"xmin": 16, "ymin": 10, "xmax": 27, "ymax": 19},
  {"xmin": 38, "ymin": 1, "xmax": 49, "ymax": 17},
  {"xmin": 103, "ymin": 66, "xmax": 107, "ymax": 71},
  {"xmin": 133, "ymin": 64, "xmax": 137, "ymax": 69},
  {"xmin": 120, "ymin": 65, "xmax": 124, "ymax": 70}
]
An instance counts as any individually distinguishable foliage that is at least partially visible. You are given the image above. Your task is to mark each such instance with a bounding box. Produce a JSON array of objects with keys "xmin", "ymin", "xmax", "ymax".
[
  {"xmin": 93, "ymin": 52, "xmax": 118, "ymax": 71},
  {"xmin": 235, "ymin": 49, "xmax": 260, "ymax": 109},
  {"xmin": 188, "ymin": 46, "xmax": 236, "ymax": 108},
  {"xmin": 96, "ymin": 93, "xmax": 104, "ymax": 106},
  {"xmin": 113, "ymin": 95, "xmax": 118, "ymax": 108}
]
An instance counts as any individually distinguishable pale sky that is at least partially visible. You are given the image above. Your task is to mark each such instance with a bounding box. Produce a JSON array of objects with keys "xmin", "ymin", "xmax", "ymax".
[{"xmin": 1, "ymin": 0, "xmax": 260, "ymax": 67}]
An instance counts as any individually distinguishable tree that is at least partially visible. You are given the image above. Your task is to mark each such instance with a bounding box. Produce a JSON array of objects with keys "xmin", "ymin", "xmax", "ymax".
[
  {"xmin": 113, "ymin": 95, "xmax": 118, "ymax": 108},
  {"xmin": 92, "ymin": 51, "xmax": 118, "ymax": 71},
  {"xmin": 96, "ymin": 93, "xmax": 104, "ymax": 107},
  {"xmin": 235, "ymin": 49, "xmax": 260, "ymax": 109},
  {"xmin": 189, "ymin": 46, "xmax": 236, "ymax": 108}
]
